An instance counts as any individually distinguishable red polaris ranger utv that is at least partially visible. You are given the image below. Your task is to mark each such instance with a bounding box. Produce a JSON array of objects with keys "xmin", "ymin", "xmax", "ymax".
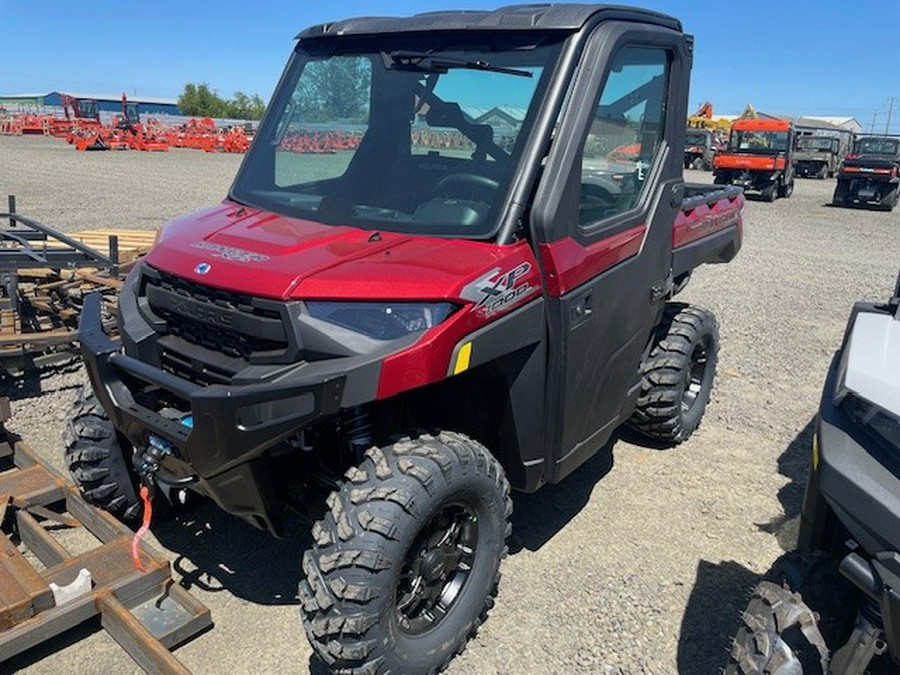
[{"xmin": 72, "ymin": 5, "xmax": 743, "ymax": 672}]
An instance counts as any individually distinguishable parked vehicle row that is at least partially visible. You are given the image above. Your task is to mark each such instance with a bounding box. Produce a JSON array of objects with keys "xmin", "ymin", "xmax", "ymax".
[{"xmin": 708, "ymin": 119, "xmax": 898, "ymax": 211}]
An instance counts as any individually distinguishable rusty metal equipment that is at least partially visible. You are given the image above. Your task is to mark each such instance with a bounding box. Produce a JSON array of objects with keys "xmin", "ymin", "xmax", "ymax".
[
  {"xmin": 0, "ymin": 397, "xmax": 211, "ymax": 671},
  {"xmin": 0, "ymin": 196, "xmax": 155, "ymax": 373}
]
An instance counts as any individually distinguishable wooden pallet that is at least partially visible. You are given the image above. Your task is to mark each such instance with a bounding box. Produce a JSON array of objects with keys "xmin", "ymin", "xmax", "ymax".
[
  {"xmin": 69, "ymin": 229, "xmax": 157, "ymax": 263},
  {"xmin": 0, "ymin": 399, "xmax": 211, "ymax": 672}
]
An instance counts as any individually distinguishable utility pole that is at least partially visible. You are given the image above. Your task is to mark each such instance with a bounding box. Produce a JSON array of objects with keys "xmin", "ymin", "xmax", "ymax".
[
  {"xmin": 886, "ymin": 97, "xmax": 895, "ymax": 136},
  {"xmin": 869, "ymin": 110, "xmax": 878, "ymax": 134}
]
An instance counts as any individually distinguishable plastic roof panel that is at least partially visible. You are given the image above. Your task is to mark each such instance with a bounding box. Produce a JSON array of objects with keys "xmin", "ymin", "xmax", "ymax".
[{"xmin": 297, "ymin": 4, "xmax": 680, "ymax": 40}]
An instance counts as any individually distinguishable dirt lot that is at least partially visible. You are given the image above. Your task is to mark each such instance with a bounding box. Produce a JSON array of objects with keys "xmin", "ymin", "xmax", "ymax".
[{"xmin": 1, "ymin": 135, "xmax": 898, "ymax": 673}]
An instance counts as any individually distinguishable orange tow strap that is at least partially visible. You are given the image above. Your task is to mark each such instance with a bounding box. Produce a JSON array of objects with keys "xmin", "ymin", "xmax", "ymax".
[{"xmin": 131, "ymin": 485, "xmax": 153, "ymax": 572}]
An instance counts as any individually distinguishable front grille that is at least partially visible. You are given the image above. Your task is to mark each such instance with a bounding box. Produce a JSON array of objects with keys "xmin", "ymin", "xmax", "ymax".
[
  {"xmin": 141, "ymin": 267, "xmax": 294, "ymax": 365},
  {"xmin": 154, "ymin": 305, "xmax": 284, "ymax": 359},
  {"xmin": 159, "ymin": 344, "xmax": 236, "ymax": 386}
]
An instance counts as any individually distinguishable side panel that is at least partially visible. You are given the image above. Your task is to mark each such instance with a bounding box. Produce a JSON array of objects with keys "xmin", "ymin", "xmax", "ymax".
[
  {"xmin": 671, "ymin": 190, "xmax": 743, "ymax": 277},
  {"xmin": 529, "ymin": 22, "xmax": 692, "ymax": 483}
]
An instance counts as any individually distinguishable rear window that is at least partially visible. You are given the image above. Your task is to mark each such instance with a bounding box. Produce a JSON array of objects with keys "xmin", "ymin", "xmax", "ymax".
[{"xmin": 856, "ymin": 138, "xmax": 898, "ymax": 155}]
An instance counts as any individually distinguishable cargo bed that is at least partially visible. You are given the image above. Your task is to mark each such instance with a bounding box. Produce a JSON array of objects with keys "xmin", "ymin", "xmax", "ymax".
[{"xmin": 673, "ymin": 183, "xmax": 744, "ymax": 278}]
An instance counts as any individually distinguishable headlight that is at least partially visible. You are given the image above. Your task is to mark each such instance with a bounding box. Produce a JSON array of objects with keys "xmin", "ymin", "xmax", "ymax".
[
  {"xmin": 843, "ymin": 394, "xmax": 900, "ymax": 452},
  {"xmin": 305, "ymin": 302, "xmax": 455, "ymax": 340},
  {"xmin": 834, "ymin": 310, "xmax": 900, "ymax": 452}
]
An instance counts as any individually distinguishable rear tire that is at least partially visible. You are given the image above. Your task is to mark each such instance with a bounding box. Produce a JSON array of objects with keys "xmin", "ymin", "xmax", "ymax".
[
  {"xmin": 629, "ymin": 304, "xmax": 719, "ymax": 445},
  {"xmin": 832, "ymin": 181, "xmax": 848, "ymax": 206},
  {"xmin": 880, "ymin": 186, "xmax": 899, "ymax": 211},
  {"xmin": 778, "ymin": 178, "xmax": 794, "ymax": 199},
  {"xmin": 64, "ymin": 386, "xmax": 141, "ymax": 521},
  {"xmin": 299, "ymin": 432, "xmax": 512, "ymax": 675},
  {"xmin": 762, "ymin": 182, "xmax": 778, "ymax": 202}
]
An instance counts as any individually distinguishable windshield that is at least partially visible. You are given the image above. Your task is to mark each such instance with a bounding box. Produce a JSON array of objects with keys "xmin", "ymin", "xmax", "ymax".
[
  {"xmin": 855, "ymin": 137, "xmax": 899, "ymax": 155},
  {"xmin": 798, "ymin": 136, "xmax": 836, "ymax": 151},
  {"xmin": 728, "ymin": 129, "xmax": 789, "ymax": 153},
  {"xmin": 231, "ymin": 36, "xmax": 563, "ymax": 238},
  {"xmin": 78, "ymin": 99, "xmax": 98, "ymax": 120},
  {"xmin": 685, "ymin": 132, "xmax": 707, "ymax": 147}
]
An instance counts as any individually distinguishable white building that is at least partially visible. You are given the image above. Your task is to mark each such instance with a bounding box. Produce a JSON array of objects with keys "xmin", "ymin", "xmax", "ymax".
[{"xmin": 801, "ymin": 117, "xmax": 863, "ymax": 134}]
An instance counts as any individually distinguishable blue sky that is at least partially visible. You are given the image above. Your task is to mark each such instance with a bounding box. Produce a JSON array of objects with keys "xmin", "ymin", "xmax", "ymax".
[{"xmin": 2, "ymin": 1, "xmax": 899, "ymax": 132}]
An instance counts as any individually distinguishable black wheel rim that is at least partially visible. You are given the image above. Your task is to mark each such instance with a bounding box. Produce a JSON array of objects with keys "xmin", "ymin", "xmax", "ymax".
[
  {"xmin": 682, "ymin": 341, "xmax": 709, "ymax": 413},
  {"xmin": 395, "ymin": 504, "xmax": 478, "ymax": 635}
]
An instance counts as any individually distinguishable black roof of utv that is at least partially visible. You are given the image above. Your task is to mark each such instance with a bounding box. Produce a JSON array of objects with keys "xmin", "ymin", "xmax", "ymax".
[{"xmin": 297, "ymin": 4, "xmax": 681, "ymax": 41}]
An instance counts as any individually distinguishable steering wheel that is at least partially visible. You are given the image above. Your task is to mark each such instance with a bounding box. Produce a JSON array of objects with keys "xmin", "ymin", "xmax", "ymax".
[{"xmin": 436, "ymin": 173, "xmax": 499, "ymax": 203}]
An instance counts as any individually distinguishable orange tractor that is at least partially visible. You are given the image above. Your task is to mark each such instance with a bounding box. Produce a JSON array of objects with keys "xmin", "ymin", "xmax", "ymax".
[
  {"xmin": 58, "ymin": 95, "xmax": 109, "ymax": 150},
  {"xmin": 65, "ymin": 94, "xmax": 169, "ymax": 152},
  {"xmin": 713, "ymin": 118, "xmax": 796, "ymax": 202},
  {"xmin": 114, "ymin": 94, "xmax": 169, "ymax": 151}
]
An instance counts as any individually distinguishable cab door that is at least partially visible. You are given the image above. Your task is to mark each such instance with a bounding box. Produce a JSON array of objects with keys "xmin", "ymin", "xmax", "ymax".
[{"xmin": 530, "ymin": 22, "xmax": 691, "ymax": 482}]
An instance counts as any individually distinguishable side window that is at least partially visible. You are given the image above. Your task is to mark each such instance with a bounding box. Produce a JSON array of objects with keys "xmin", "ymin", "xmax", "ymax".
[
  {"xmin": 579, "ymin": 47, "xmax": 669, "ymax": 226},
  {"xmin": 274, "ymin": 56, "xmax": 372, "ymax": 187}
]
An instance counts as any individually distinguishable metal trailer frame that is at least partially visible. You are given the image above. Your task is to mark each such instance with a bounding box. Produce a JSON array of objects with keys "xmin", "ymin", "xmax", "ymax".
[
  {"xmin": 0, "ymin": 196, "xmax": 129, "ymax": 372},
  {"xmin": 0, "ymin": 397, "xmax": 211, "ymax": 672}
]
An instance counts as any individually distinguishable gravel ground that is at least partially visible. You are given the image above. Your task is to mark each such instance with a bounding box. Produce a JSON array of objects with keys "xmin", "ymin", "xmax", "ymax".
[{"xmin": 2, "ymin": 134, "xmax": 898, "ymax": 674}]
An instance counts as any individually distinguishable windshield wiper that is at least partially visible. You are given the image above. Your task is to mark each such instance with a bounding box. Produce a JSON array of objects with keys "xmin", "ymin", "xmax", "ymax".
[{"xmin": 387, "ymin": 51, "xmax": 532, "ymax": 78}]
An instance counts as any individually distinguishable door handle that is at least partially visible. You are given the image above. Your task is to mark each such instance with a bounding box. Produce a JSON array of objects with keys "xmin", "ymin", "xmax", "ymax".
[{"xmin": 570, "ymin": 291, "xmax": 593, "ymax": 329}]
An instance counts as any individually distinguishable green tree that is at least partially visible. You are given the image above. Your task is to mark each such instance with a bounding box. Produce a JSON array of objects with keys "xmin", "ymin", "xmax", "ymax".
[
  {"xmin": 226, "ymin": 91, "xmax": 251, "ymax": 119},
  {"xmin": 178, "ymin": 82, "xmax": 267, "ymax": 120},
  {"xmin": 297, "ymin": 57, "xmax": 370, "ymax": 121},
  {"xmin": 178, "ymin": 83, "xmax": 199, "ymax": 115},
  {"xmin": 249, "ymin": 95, "xmax": 266, "ymax": 119}
]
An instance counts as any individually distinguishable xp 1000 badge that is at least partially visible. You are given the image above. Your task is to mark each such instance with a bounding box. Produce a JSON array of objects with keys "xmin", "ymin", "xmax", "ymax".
[{"xmin": 461, "ymin": 262, "xmax": 538, "ymax": 317}]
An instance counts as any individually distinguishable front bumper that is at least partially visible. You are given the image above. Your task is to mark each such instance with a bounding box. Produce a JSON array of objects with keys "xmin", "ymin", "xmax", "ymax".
[
  {"xmin": 80, "ymin": 292, "xmax": 352, "ymax": 535},
  {"xmin": 837, "ymin": 174, "xmax": 899, "ymax": 204},
  {"xmin": 713, "ymin": 168, "xmax": 778, "ymax": 191},
  {"xmin": 800, "ymin": 352, "xmax": 900, "ymax": 658}
]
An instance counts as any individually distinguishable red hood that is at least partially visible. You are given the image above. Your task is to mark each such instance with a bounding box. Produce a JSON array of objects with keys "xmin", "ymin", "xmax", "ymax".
[{"xmin": 145, "ymin": 200, "xmax": 529, "ymax": 302}]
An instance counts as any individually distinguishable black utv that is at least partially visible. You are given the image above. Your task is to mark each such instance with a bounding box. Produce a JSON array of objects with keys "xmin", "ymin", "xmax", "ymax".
[
  {"xmin": 833, "ymin": 136, "xmax": 900, "ymax": 211},
  {"xmin": 728, "ymin": 274, "xmax": 900, "ymax": 674}
]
